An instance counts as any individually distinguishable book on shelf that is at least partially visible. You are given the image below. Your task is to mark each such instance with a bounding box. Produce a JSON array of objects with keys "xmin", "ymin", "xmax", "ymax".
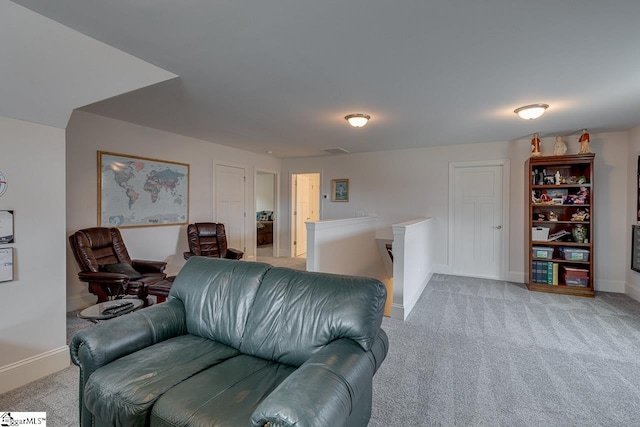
[{"xmin": 531, "ymin": 261, "xmax": 559, "ymax": 285}]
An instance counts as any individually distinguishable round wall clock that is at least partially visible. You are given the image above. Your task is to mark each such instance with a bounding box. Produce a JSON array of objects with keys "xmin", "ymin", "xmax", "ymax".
[{"xmin": 0, "ymin": 171, "xmax": 7, "ymax": 197}]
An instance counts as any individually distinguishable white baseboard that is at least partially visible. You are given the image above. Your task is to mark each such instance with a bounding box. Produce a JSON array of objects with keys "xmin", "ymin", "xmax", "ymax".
[
  {"xmin": 0, "ymin": 346, "xmax": 70, "ymax": 394},
  {"xmin": 390, "ymin": 271, "xmax": 433, "ymax": 321},
  {"xmin": 433, "ymin": 264, "xmax": 450, "ymax": 275},
  {"xmin": 625, "ymin": 282, "xmax": 640, "ymax": 302},
  {"xmin": 390, "ymin": 303, "xmax": 406, "ymax": 320},
  {"xmin": 595, "ymin": 279, "xmax": 625, "ymax": 293},
  {"xmin": 507, "ymin": 271, "xmax": 525, "ymax": 283}
]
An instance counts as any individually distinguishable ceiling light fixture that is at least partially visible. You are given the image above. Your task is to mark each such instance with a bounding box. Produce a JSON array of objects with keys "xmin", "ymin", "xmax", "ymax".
[
  {"xmin": 514, "ymin": 104, "xmax": 549, "ymax": 120},
  {"xmin": 345, "ymin": 113, "xmax": 371, "ymax": 127}
]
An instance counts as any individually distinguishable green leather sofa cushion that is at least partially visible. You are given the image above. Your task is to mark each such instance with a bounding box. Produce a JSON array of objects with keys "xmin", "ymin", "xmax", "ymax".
[
  {"xmin": 240, "ymin": 267, "xmax": 387, "ymax": 367},
  {"xmin": 168, "ymin": 257, "xmax": 271, "ymax": 349},
  {"xmin": 151, "ymin": 354, "xmax": 295, "ymax": 427},
  {"xmin": 84, "ymin": 334, "xmax": 239, "ymax": 427}
]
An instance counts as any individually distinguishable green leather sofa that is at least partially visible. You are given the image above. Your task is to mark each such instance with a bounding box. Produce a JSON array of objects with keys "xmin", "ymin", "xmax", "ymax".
[{"xmin": 70, "ymin": 257, "xmax": 388, "ymax": 427}]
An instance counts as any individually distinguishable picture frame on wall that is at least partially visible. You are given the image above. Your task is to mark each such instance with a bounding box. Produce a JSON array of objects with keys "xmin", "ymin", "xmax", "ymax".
[
  {"xmin": 0, "ymin": 247, "xmax": 13, "ymax": 282},
  {"xmin": 98, "ymin": 151, "xmax": 190, "ymax": 228},
  {"xmin": 0, "ymin": 210, "xmax": 14, "ymax": 244},
  {"xmin": 331, "ymin": 179, "xmax": 349, "ymax": 202}
]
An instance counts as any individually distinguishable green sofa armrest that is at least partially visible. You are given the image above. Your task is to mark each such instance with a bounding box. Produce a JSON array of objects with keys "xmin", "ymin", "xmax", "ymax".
[
  {"xmin": 250, "ymin": 334, "xmax": 387, "ymax": 427},
  {"xmin": 70, "ymin": 299, "xmax": 187, "ymax": 427},
  {"xmin": 71, "ymin": 299, "xmax": 186, "ymax": 370}
]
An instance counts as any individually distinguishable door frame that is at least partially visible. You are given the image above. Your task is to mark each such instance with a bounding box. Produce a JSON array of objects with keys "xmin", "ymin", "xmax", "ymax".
[
  {"xmin": 447, "ymin": 159, "xmax": 510, "ymax": 280},
  {"xmin": 289, "ymin": 171, "xmax": 322, "ymax": 258},
  {"xmin": 255, "ymin": 168, "xmax": 280, "ymax": 257}
]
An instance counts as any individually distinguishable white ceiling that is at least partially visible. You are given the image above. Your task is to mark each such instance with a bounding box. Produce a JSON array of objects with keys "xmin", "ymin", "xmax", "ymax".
[
  {"xmin": 11, "ymin": 0, "xmax": 640, "ymax": 158},
  {"xmin": 0, "ymin": 2, "xmax": 177, "ymax": 128}
]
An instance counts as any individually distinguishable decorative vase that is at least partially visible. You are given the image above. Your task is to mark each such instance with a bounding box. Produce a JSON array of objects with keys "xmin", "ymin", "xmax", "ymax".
[{"xmin": 572, "ymin": 224, "xmax": 587, "ymax": 243}]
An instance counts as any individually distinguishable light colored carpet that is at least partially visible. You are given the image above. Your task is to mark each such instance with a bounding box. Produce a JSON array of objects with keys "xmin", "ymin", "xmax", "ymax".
[
  {"xmin": 255, "ymin": 255, "xmax": 306, "ymax": 270},
  {"xmin": 2, "ymin": 273, "xmax": 640, "ymax": 426},
  {"xmin": 369, "ymin": 274, "xmax": 640, "ymax": 426}
]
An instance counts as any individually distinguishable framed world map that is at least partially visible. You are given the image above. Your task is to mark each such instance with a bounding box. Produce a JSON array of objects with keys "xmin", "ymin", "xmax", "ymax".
[{"xmin": 98, "ymin": 151, "xmax": 189, "ymax": 228}]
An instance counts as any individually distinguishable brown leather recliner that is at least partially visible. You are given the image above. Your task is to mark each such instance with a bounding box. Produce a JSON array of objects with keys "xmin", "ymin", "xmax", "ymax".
[
  {"xmin": 69, "ymin": 227, "xmax": 167, "ymax": 303},
  {"xmin": 183, "ymin": 223, "xmax": 244, "ymax": 260}
]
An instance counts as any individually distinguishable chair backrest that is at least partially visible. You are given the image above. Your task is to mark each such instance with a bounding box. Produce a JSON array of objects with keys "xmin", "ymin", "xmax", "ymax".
[
  {"xmin": 186, "ymin": 223, "xmax": 230, "ymax": 258},
  {"xmin": 69, "ymin": 227, "xmax": 132, "ymax": 272}
]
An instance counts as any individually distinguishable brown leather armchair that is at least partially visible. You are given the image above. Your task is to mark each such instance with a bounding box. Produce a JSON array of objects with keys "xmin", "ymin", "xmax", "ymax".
[
  {"xmin": 183, "ymin": 223, "xmax": 244, "ymax": 260},
  {"xmin": 69, "ymin": 227, "xmax": 168, "ymax": 303}
]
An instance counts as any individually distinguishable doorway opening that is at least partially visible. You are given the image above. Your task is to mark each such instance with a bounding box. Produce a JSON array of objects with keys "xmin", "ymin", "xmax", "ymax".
[
  {"xmin": 256, "ymin": 170, "xmax": 278, "ymax": 257},
  {"xmin": 291, "ymin": 173, "xmax": 320, "ymax": 258}
]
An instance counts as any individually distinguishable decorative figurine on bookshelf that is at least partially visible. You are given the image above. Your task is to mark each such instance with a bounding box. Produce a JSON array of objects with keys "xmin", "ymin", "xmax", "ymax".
[
  {"xmin": 578, "ymin": 129, "xmax": 591, "ymax": 154},
  {"xmin": 540, "ymin": 190, "xmax": 552, "ymax": 204},
  {"xmin": 548, "ymin": 211, "xmax": 558, "ymax": 221},
  {"xmin": 555, "ymin": 170, "xmax": 561, "ymax": 185},
  {"xmin": 571, "ymin": 208, "xmax": 590, "ymax": 221},
  {"xmin": 531, "ymin": 133, "xmax": 541, "ymax": 157},
  {"xmin": 532, "ymin": 190, "xmax": 541, "ymax": 204},
  {"xmin": 565, "ymin": 187, "xmax": 589, "ymax": 204},
  {"xmin": 553, "ymin": 136, "xmax": 567, "ymax": 156},
  {"xmin": 572, "ymin": 224, "xmax": 587, "ymax": 243}
]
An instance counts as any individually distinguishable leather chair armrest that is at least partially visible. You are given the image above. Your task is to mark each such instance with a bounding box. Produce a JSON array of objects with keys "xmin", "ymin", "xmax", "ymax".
[
  {"xmin": 132, "ymin": 259, "xmax": 167, "ymax": 274},
  {"xmin": 250, "ymin": 338, "xmax": 379, "ymax": 427},
  {"xmin": 225, "ymin": 248, "xmax": 244, "ymax": 260},
  {"xmin": 77, "ymin": 271, "xmax": 129, "ymax": 286},
  {"xmin": 183, "ymin": 251, "xmax": 195, "ymax": 261}
]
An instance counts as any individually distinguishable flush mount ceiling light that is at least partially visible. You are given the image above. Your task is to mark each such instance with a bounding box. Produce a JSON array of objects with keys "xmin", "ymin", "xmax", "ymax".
[
  {"xmin": 345, "ymin": 113, "xmax": 371, "ymax": 127},
  {"xmin": 514, "ymin": 104, "xmax": 549, "ymax": 120}
]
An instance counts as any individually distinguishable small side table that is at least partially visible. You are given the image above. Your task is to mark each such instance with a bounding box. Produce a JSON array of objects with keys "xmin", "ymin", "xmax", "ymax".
[{"xmin": 78, "ymin": 299, "xmax": 144, "ymax": 322}]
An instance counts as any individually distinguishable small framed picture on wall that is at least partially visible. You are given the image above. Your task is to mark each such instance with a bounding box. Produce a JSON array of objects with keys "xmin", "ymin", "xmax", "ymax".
[
  {"xmin": 0, "ymin": 247, "xmax": 13, "ymax": 282},
  {"xmin": 331, "ymin": 179, "xmax": 349, "ymax": 202},
  {"xmin": 0, "ymin": 210, "xmax": 14, "ymax": 244}
]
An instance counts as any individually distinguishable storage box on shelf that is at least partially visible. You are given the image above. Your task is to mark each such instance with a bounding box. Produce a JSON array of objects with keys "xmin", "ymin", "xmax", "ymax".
[{"xmin": 525, "ymin": 153, "xmax": 595, "ymax": 297}]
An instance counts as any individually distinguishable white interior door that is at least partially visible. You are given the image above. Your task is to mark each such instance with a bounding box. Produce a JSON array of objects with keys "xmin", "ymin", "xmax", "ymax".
[
  {"xmin": 216, "ymin": 164, "xmax": 245, "ymax": 252},
  {"xmin": 451, "ymin": 162, "xmax": 505, "ymax": 279},
  {"xmin": 295, "ymin": 174, "xmax": 311, "ymax": 257}
]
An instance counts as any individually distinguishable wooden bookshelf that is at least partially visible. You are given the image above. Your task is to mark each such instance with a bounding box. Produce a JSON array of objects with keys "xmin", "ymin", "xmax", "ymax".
[{"xmin": 525, "ymin": 154, "xmax": 595, "ymax": 297}]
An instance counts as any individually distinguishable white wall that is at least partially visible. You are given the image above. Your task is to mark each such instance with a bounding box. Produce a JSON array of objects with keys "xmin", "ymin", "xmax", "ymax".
[
  {"xmin": 0, "ymin": 116, "xmax": 68, "ymax": 393},
  {"xmin": 66, "ymin": 111, "xmax": 281, "ymax": 310},
  {"xmin": 391, "ymin": 218, "xmax": 434, "ymax": 320},
  {"xmin": 306, "ymin": 217, "xmax": 386, "ymax": 280},
  {"xmin": 256, "ymin": 172, "xmax": 275, "ymax": 212},
  {"xmin": 282, "ymin": 131, "xmax": 629, "ymax": 292}
]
